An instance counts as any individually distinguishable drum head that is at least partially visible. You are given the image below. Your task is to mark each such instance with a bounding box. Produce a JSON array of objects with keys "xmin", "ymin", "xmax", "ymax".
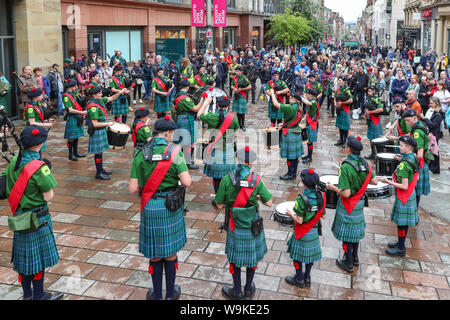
[
  {"xmin": 110, "ymin": 123, "xmax": 131, "ymax": 134},
  {"xmin": 367, "ymin": 181, "xmax": 389, "ymax": 189},
  {"xmin": 193, "ymin": 86, "xmax": 229, "ymax": 114},
  {"xmin": 372, "ymin": 137, "xmax": 389, "ymax": 144},
  {"xmin": 275, "ymin": 201, "xmax": 296, "ymax": 215},
  {"xmin": 376, "ymin": 153, "xmax": 395, "ymax": 160},
  {"xmin": 320, "ymin": 175, "xmax": 339, "ymax": 185}
]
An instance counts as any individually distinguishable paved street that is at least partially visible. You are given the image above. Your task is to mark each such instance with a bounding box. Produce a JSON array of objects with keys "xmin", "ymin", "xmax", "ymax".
[{"xmin": 0, "ymin": 96, "xmax": 449, "ymax": 300}]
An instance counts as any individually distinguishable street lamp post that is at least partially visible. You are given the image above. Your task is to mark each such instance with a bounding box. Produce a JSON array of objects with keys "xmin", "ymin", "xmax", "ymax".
[{"xmin": 206, "ymin": 0, "xmax": 213, "ymax": 51}]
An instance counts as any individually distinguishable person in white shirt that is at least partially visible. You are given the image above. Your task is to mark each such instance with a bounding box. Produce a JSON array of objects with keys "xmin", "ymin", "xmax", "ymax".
[{"xmin": 432, "ymin": 80, "xmax": 450, "ymax": 113}]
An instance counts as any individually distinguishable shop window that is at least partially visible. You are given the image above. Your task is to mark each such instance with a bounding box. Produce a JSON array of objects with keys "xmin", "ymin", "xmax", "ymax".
[{"xmin": 105, "ymin": 29, "xmax": 142, "ymax": 63}]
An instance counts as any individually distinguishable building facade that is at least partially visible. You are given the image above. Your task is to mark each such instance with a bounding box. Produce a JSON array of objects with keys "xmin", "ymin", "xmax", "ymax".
[
  {"xmin": 419, "ymin": 0, "xmax": 450, "ymax": 55},
  {"xmin": 403, "ymin": 0, "xmax": 421, "ymax": 50}
]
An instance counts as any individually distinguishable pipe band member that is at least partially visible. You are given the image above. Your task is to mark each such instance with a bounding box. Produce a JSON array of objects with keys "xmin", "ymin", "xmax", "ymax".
[
  {"xmin": 334, "ymin": 77, "xmax": 353, "ymax": 147},
  {"xmin": 363, "ymin": 86, "xmax": 384, "ymax": 159},
  {"xmin": 300, "ymin": 88, "xmax": 320, "ymax": 164},
  {"xmin": 152, "ymin": 67, "xmax": 174, "ymax": 119},
  {"xmin": 132, "ymin": 106, "xmax": 152, "ymax": 151},
  {"xmin": 231, "ymin": 66, "xmax": 252, "ymax": 131},
  {"xmin": 110, "ymin": 65, "xmax": 131, "ymax": 124},
  {"xmin": 264, "ymin": 70, "xmax": 288, "ymax": 127}
]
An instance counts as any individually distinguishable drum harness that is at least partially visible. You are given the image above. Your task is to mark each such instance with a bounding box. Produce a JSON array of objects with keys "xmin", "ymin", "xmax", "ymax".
[
  {"xmin": 342, "ymin": 157, "xmax": 370, "ymax": 207},
  {"xmin": 299, "ymin": 191, "xmax": 324, "ymax": 235}
]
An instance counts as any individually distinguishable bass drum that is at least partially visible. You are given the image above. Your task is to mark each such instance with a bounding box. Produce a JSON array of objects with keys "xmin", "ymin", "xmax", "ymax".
[{"xmin": 193, "ymin": 86, "xmax": 229, "ymax": 114}]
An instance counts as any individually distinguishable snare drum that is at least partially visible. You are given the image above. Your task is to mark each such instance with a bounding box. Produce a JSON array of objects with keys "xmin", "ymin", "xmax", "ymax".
[
  {"xmin": 107, "ymin": 123, "xmax": 131, "ymax": 150},
  {"xmin": 273, "ymin": 201, "xmax": 295, "ymax": 227},
  {"xmin": 366, "ymin": 180, "xmax": 393, "ymax": 199},
  {"xmin": 263, "ymin": 126, "xmax": 281, "ymax": 149},
  {"xmin": 301, "ymin": 124, "xmax": 308, "ymax": 142},
  {"xmin": 372, "ymin": 137, "xmax": 394, "ymax": 155},
  {"xmin": 318, "ymin": 174, "xmax": 339, "ymax": 209},
  {"xmin": 376, "ymin": 153, "xmax": 399, "ymax": 177}
]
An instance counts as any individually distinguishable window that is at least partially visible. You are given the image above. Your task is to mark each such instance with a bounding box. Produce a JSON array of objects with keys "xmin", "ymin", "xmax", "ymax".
[
  {"xmin": 105, "ymin": 29, "xmax": 142, "ymax": 62},
  {"xmin": 227, "ymin": 0, "xmax": 235, "ymax": 8}
]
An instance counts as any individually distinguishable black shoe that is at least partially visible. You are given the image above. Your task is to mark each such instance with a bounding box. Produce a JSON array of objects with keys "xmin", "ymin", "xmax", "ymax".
[
  {"xmin": 304, "ymin": 276, "xmax": 311, "ymax": 287},
  {"xmin": 221, "ymin": 286, "xmax": 243, "ymax": 300},
  {"xmin": 302, "ymin": 156, "xmax": 312, "ymax": 164},
  {"xmin": 285, "ymin": 276, "xmax": 305, "ymax": 288},
  {"xmin": 68, "ymin": 155, "xmax": 78, "ymax": 161},
  {"xmin": 165, "ymin": 285, "xmax": 181, "ymax": 300},
  {"xmin": 39, "ymin": 292, "xmax": 64, "ymax": 300},
  {"xmin": 211, "ymin": 199, "xmax": 218, "ymax": 210},
  {"xmin": 96, "ymin": 173, "xmax": 111, "ymax": 180},
  {"xmin": 75, "ymin": 152, "xmax": 86, "ymax": 158},
  {"xmin": 364, "ymin": 154, "xmax": 375, "ymax": 160},
  {"xmin": 280, "ymin": 174, "xmax": 295, "ymax": 180},
  {"xmin": 385, "ymin": 246, "xmax": 406, "ymax": 257},
  {"xmin": 335, "ymin": 259, "xmax": 354, "ymax": 273},
  {"xmin": 353, "ymin": 258, "xmax": 360, "ymax": 267},
  {"xmin": 102, "ymin": 169, "xmax": 112, "ymax": 175},
  {"xmin": 243, "ymin": 282, "xmax": 256, "ymax": 300},
  {"xmin": 334, "ymin": 140, "xmax": 343, "ymax": 146},
  {"xmin": 242, "ymin": 127, "xmax": 246, "ymax": 131},
  {"xmin": 146, "ymin": 288, "xmax": 163, "ymax": 300},
  {"xmin": 301, "ymin": 154, "xmax": 309, "ymax": 160},
  {"xmin": 187, "ymin": 163, "xmax": 199, "ymax": 170},
  {"xmin": 387, "ymin": 241, "xmax": 398, "ymax": 249}
]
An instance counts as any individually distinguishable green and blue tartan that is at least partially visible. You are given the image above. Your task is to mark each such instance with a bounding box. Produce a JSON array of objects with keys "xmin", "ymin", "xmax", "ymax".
[
  {"xmin": 203, "ymin": 145, "xmax": 236, "ymax": 179},
  {"xmin": 154, "ymin": 95, "xmax": 170, "ymax": 113},
  {"xmin": 335, "ymin": 110, "xmax": 350, "ymax": 131},
  {"xmin": 88, "ymin": 127, "xmax": 109, "ymax": 154},
  {"xmin": 416, "ymin": 163, "xmax": 430, "ymax": 196},
  {"xmin": 41, "ymin": 141, "xmax": 47, "ymax": 152},
  {"xmin": 280, "ymin": 130, "xmax": 304, "ymax": 159},
  {"xmin": 367, "ymin": 121, "xmax": 383, "ymax": 141},
  {"xmin": 287, "ymin": 227, "xmax": 322, "ymax": 264},
  {"xmin": 12, "ymin": 207, "xmax": 59, "ymax": 276},
  {"xmin": 307, "ymin": 123, "xmax": 318, "ymax": 142},
  {"xmin": 331, "ymin": 198, "xmax": 366, "ymax": 243},
  {"xmin": 111, "ymin": 95, "xmax": 129, "ymax": 115},
  {"xmin": 64, "ymin": 115, "xmax": 85, "ymax": 140},
  {"xmin": 232, "ymin": 95, "xmax": 248, "ymax": 114},
  {"xmin": 391, "ymin": 189, "xmax": 419, "ymax": 226},
  {"xmin": 226, "ymin": 223, "xmax": 267, "ymax": 269},
  {"xmin": 139, "ymin": 191, "xmax": 187, "ymax": 259},
  {"xmin": 175, "ymin": 114, "xmax": 198, "ymax": 146},
  {"xmin": 268, "ymin": 101, "xmax": 283, "ymax": 119}
]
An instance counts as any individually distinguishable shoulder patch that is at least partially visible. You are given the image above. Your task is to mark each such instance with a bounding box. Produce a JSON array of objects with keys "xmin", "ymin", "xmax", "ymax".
[
  {"xmin": 63, "ymin": 97, "xmax": 70, "ymax": 103},
  {"xmin": 399, "ymin": 162, "xmax": 405, "ymax": 170},
  {"xmin": 41, "ymin": 165, "xmax": 51, "ymax": 176},
  {"xmin": 186, "ymin": 97, "xmax": 191, "ymax": 102},
  {"xmin": 413, "ymin": 131, "xmax": 419, "ymax": 139},
  {"xmin": 90, "ymin": 107, "xmax": 97, "ymax": 113},
  {"xmin": 27, "ymin": 108, "xmax": 34, "ymax": 113},
  {"xmin": 144, "ymin": 127, "xmax": 150, "ymax": 132}
]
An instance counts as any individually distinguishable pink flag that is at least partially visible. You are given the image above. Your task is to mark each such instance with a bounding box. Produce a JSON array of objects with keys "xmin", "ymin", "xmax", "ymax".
[
  {"xmin": 192, "ymin": 0, "xmax": 206, "ymax": 27},
  {"xmin": 213, "ymin": 0, "xmax": 227, "ymax": 27}
]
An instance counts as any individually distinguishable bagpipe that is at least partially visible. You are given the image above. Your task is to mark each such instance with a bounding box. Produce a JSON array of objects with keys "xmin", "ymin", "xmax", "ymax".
[{"xmin": 233, "ymin": 79, "xmax": 249, "ymax": 100}]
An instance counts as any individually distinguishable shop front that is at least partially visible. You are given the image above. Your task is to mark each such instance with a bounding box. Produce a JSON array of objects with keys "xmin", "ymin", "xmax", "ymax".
[
  {"xmin": 156, "ymin": 27, "xmax": 188, "ymax": 63},
  {"xmin": 403, "ymin": 28, "xmax": 421, "ymax": 49}
]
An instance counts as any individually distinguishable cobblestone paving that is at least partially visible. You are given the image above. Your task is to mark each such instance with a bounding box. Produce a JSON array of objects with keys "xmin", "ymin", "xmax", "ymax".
[{"xmin": 0, "ymin": 96, "xmax": 449, "ymax": 300}]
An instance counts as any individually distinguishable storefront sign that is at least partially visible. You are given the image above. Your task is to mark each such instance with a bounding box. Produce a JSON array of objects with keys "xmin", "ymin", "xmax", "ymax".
[
  {"xmin": 421, "ymin": 8, "xmax": 438, "ymax": 21},
  {"xmin": 213, "ymin": 0, "xmax": 226, "ymax": 27},
  {"xmin": 250, "ymin": 30, "xmax": 259, "ymax": 37},
  {"xmin": 156, "ymin": 29, "xmax": 186, "ymax": 39},
  {"xmin": 192, "ymin": 0, "xmax": 205, "ymax": 27}
]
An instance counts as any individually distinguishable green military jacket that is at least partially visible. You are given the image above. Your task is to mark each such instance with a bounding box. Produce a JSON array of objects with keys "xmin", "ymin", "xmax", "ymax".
[
  {"xmin": 293, "ymin": 189, "xmax": 326, "ymax": 223},
  {"xmin": 338, "ymin": 154, "xmax": 375, "ymax": 197}
]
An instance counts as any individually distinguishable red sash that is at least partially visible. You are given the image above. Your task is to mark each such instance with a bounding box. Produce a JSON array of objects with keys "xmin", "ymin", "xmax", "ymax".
[
  {"xmin": 87, "ymin": 102, "xmax": 107, "ymax": 118},
  {"xmin": 206, "ymin": 113, "xmax": 234, "ymax": 157},
  {"xmin": 369, "ymin": 113, "xmax": 381, "ymax": 127},
  {"xmin": 306, "ymin": 110, "xmax": 319, "ymax": 131},
  {"xmin": 140, "ymin": 145, "xmax": 181, "ymax": 212},
  {"xmin": 282, "ymin": 111, "xmax": 302, "ymax": 136},
  {"xmin": 229, "ymin": 173, "xmax": 261, "ymax": 233},
  {"xmin": 393, "ymin": 170, "xmax": 419, "ymax": 205},
  {"xmin": 294, "ymin": 192, "xmax": 326, "ymax": 240},
  {"xmin": 340, "ymin": 164, "xmax": 373, "ymax": 214},
  {"xmin": 25, "ymin": 104, "xmax": 44, "ymax": 123},
  {"xmin": 132, "ymin": 121, "xmax": 146, "ymax": 147},
  {"xmin": 194, "ymin": 75, "xmax": 205, "ymax": 87},
  {"xmin": 174, "ymin": 95, "xmax": 189, "ymax": 110},
  {"xmin": 154, "ymin": 77, "xmax": 168, "ymax": 92},
  {"xmin": 234, "ymin": 76, "xmax": 247, "ymax": 100},
  {"xmin": 112, "ymin": 76, "xmax": 125, "ymax": 89},
  {"xmin": 8, "ymin": 160, "xmax": 46, "ymax": 215},
  {"xmin": 268, "ymin": 81, "xmax": 285, "ymax": 103},
  {"xmin": 63, "ymin": 93, "xmax": 83, "ymax": 111}
]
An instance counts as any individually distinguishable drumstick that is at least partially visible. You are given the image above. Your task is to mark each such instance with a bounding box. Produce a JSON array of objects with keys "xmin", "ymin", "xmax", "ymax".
[
  {"xmin": 332, "ymin": 163, "xmax": 340, "ymax": 170},
  {"xmin": 383, "ymin": 144, "xmax": 400, "ymax": 148}
]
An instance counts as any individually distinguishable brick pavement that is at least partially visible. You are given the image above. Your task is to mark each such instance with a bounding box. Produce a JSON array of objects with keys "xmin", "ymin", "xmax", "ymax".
[{"xmin": 0, "ymin": 96, "xmax": 449, "ymax": 300}]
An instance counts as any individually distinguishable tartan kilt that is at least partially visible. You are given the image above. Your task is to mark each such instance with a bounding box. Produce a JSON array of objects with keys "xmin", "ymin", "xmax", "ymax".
[
  {"xmin": 154, "ymin": 95, "xmax": 170, "ymax": 113},
  {"xmin": 12, "ymin": 210, "xmax": 59, "ymax": 275},
  {"xmin": 111, "ymin": 95, "xmax": 129, "ymax": 115},
  {"xmin": 139, "ymin": 191, "xmax": 187, "ymax": 259},
  {"xmin": 367, "ymin": 121, "xmax": 383, "ymax": 141},
  {"xmin": 268, "ymin": 101, "xmax": 283, "ymax": 119},
  {"xmin": 416, "ymin": 163, "xmax": 430, "ymax": 196},
  {"xmin": 203, "ymin": 146, "xmax": 236, "ymax": 179},
  {"xmin": 391, "ymin": 189, "xmax": 419, "ymax": 226},
  {"xmin": 280, "ymin": 130, "xmax": 304, "ymax": 159},
  {"xmin": 335, "ymin": 111, "xmax": 350, "ymax": 131},
  {"xmin": 64, "ymin": 115, "xmax": 85, "ymax": 140},
  {"xmin": 307, "ymin": 124, "xmax": 318, "ymax": 142},
  {"xmin": 225, "ymin": 225, "xmax": 267, "ymax": 269},
  {"xmin": 175, "ymin": 114, "xmax": 198, "ymax": 146},
  {"xmin": 287, "ymin": 227, "xmax": 322, "ymax": 264},
  {"xmin": 331, "ymin": 198, "xmax": 366, "ymax": 243},
  {"xmin": 88, "ymin": 128, "xmax": 109, "ymax": 154},
  {"xmin": 232, "ymin": 95, "xmax": 248, "ymax": 114}
]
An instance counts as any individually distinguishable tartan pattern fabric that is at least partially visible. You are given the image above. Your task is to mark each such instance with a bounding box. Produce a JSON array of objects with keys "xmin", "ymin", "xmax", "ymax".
[
  {"xmin": 139, "ymin": 191, "xmax": 187, "ymax": 259},
  {"xmin": 64, "ymin": 115, "xmax": 85, "ymax": 140},
  {"xmin": 416, "ymin": 162, "xmax": 430, "ymax": 196},
  {"xmin": 287, "ymin": 227, "xmax": 322, "ymax": 264},
  {"xmin": 232, "ymin": 95, "xmax": 248, "ymax": 114},
  {"xmin": 12, "ymin": 212, "xmax": 59, "ymax": 275},
  {"xmin": 280, "ymin": 130, "xmax": 304, "ymax": 159},
  {"xmin": 203, "ymin": 146, "xmax": 236, "ymax": 179},
  {"xmin": 307, "ymin": 124, "xmax": 318, "ymax": 142},
  {"xmin": 367, "ymin": 121, "xmax": 383, "ymax": 141},
  {"xmin": 331, "ymin": 198, "xmax": 366, "ymax": 243},
  {"xmin": 335, "ymin": 110, "xmax": 350, "ymax": 130},
  {"xmin": 111, "ymin": 96, "xmax": 129, "ymax": 115},
  {"xmin": 88, "ymin": 128, "xmax": 109, "ymax": 154},
  {"xmin": 154, "ymin": 95, "xmax": 170, "ymax": 113},
  {"xmin": 41, "ymin": 141, "xmax": 47, "ymax": 152},
  {"xmin": 225, "ymin": 224, "xmax": 267, "ymax": 268},
  {"xmin": 175, "ymin": 114, "xmax": 198, "ymax": 146},
  {"xmin": 391, "ymin": 189, "xmax": 419, "ymax": 226},
  {"xmin": 268, "ymin": 101, "xmax": 283, "ymax": 119}
]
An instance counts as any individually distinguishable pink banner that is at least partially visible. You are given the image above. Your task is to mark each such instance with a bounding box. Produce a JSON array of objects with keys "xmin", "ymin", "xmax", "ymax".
[
  {"xmin": 192, "ymin": 0, "xmax": 206, "ymax": 27},
  {"xmin": 213, "ymin": 0, "xmax": 227, "ymax": 27}
]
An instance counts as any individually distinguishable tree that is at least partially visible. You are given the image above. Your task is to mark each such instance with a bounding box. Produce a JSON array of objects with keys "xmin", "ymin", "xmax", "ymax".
[{"xmin": 266, "ymin": 10, "xmax": 313, "ymax": 46}]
